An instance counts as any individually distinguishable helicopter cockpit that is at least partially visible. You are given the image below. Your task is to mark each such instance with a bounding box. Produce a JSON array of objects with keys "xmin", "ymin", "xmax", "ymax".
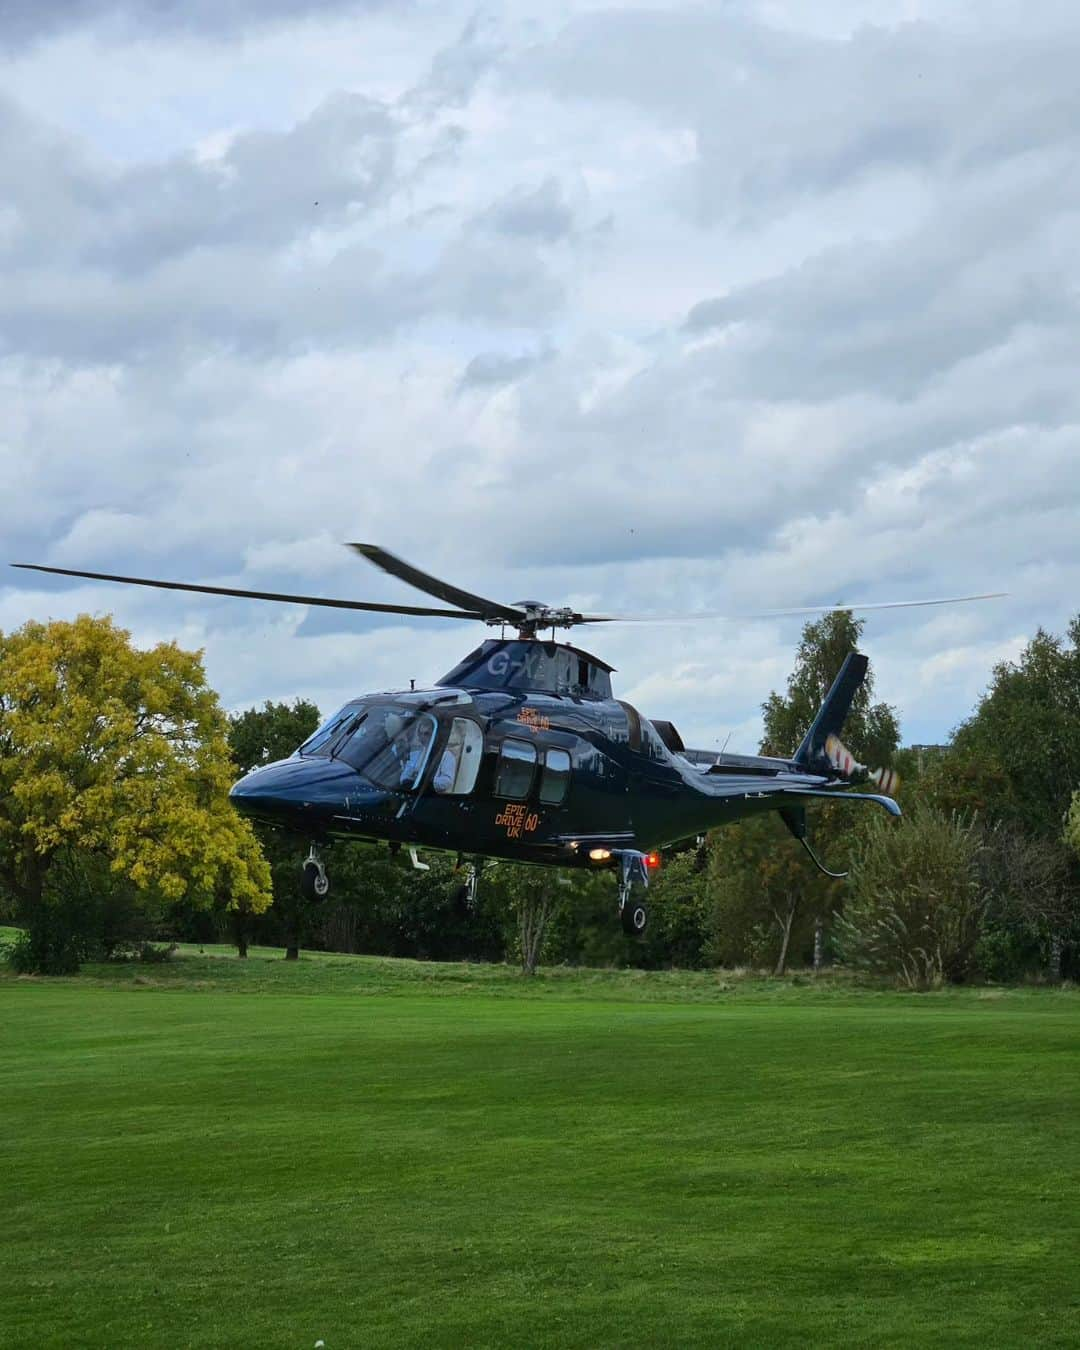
[{"xmin": 297, "ymin": 697, "xmax": 483, "ymax": 796}]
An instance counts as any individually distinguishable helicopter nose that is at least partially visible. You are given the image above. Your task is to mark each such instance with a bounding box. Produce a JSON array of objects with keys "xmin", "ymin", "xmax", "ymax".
[{"xmin": 229, "ymin": 757, "xmax": 370, "ymax": 828}]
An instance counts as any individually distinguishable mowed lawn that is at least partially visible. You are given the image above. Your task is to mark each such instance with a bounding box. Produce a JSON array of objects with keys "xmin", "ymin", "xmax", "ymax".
[{"xmin": 2, "ymin": 954, "xmax": 1079, "ymax": 1348}]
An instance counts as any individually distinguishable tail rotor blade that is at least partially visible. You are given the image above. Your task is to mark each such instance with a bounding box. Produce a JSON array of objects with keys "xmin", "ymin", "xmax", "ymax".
[{"xmin": 825, "ymin": 734, "xmax": 901, "ymax": 796}]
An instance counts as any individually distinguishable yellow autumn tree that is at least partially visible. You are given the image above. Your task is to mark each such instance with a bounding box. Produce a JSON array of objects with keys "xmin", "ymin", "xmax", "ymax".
[{"xmin": 0, "ymin": 614, "xmax": 271, "ymax": 970}]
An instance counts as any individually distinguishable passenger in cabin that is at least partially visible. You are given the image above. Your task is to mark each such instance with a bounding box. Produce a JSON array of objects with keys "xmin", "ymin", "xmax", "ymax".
[{"xmin": 433, "ymin": 722, "xmax": 465, "ymax": 793}]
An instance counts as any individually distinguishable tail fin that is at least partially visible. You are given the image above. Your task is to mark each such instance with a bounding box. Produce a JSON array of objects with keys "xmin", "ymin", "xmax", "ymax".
[{"xmin": 794, "ymin": 651, "xmax": 868, "ymax": 769}]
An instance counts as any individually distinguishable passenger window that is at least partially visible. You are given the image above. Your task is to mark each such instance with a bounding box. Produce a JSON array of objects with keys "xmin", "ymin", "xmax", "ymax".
[
  {"xmin": 433, "ymin": 718, "xmax": 484, "ymax": 796},
  {"xmin": 494, "ymin": 738, "xmax": 536, "ymax": 800},
  {"xmin": 539, "ymin": 748, "xmax": 571, "ymax": 805}
]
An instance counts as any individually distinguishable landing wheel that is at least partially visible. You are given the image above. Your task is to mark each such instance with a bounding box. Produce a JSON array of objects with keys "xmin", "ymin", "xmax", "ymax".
[
  {"xmin": 621, "ymin": 899, "xmax": 649, "ymax": 937},
  {"xmin": 301, "ymin": 857, "xmax": 330, "ymax": 903}
]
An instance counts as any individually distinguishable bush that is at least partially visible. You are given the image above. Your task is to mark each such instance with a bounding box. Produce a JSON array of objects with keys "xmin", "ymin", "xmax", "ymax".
[
  {"xmin": 138, "ymin": 942, "xmax": 178, "ymax": 964},
  {"xmin": 6, "ymin": 920, "xmax": 84, "ymax": 975},
  {"xmin": 835, "ymin": 808, "xmax": 990, "ymax": 989},
  {"xmin": 972, "ymin": 926, "xmax": 1042, "ymax": 983}
]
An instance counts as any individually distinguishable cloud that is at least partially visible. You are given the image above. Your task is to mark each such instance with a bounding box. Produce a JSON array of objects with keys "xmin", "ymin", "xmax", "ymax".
[
  {"xmin": 458, "ymin": 348, "xmax": 552, "ymax": 390},
  {"xmin": 518, "ymin": 13, "xmax": 1080, "ymax": 221},
  {"xmin": 0, "ymin": 85, "xmax": 568, "ymax": 362},
  {"xmin": 478, "ymin": 177, "xmax": 575, "ymax": 242},
  {"xmin": 2, "ymin": 2, "xmax": 1079, "ymax": 754},
  {"xmin": 0, "ymin": 0, "xmax": 398, "ymax": 50}
]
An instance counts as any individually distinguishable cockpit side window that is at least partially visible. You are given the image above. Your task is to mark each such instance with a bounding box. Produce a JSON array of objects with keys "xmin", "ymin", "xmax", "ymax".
[{"xmin": 433, "ymin": 718, "xmax": 484, "ymax": 796}]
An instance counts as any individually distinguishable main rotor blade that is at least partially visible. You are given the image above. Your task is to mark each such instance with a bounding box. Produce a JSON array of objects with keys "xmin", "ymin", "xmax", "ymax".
[
  {"xmin": 10, "ymin": 563, "xmax": 485, "ymax": 620},
  {"xmin": 349, "ymin": 543, "xmax": 526, "ymax": 623},
  {"xmin": 737, "ymin": 591, "xmax": 1009, "ymax": 619},
  {"xmin": 574, "ymin": 592, "xmax": 1008, "ymax": 624}
]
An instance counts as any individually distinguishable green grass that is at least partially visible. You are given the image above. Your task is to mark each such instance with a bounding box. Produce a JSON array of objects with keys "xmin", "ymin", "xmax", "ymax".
[{"xmin": 3, "ymin": 949, "xmax": 1079, "ymax": 1348}]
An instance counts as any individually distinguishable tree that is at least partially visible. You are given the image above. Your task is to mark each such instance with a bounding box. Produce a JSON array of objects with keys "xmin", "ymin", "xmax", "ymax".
[
  {"xmin": 229, "ymin": 699, "xmax": 321, "ymax": 774},
  {"xmin": 912, "ymin": 747, "xmax": 1018, "ymax": 822},
  {"xmin": 952, "ymin": 619, "xmax": 1080, "ymax": 837},
  {"xmin": 712, "ymin": 611, "xmax": 902, "ymax": 973},
  {"xmin": 760, "ymin": 611, "xmax": 900, "ymax": 766},
  {"xmin": 0, "ymin": 615, "xmax": 271, "ymax": 971},
  {"xmin": 227, "ymin": 699, "xmax": 321, "ymax": 959},
  {"xmin": 976, "ymin": 822, "xmax": 1074, "ymax": 980},
  {"xmin": 633, "ymin": 848, "xmax": 711, "ymax": 969},
  {"xmin": 1067, "ymin": 792, "xmax": 1080, "ymax": 863},
  {"xmin": 836, "ymin": 808, "xmax": 990, "ymax": 989},
  {"xmin": 499, "ymin": 864, "xmax": 566, "ymax": 974}
]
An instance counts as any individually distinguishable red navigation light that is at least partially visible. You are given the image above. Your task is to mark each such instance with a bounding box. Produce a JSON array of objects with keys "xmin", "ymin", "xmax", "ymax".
[{"xmin": 645, "ymin": 851, "xmax": 661, "ymax": 870}]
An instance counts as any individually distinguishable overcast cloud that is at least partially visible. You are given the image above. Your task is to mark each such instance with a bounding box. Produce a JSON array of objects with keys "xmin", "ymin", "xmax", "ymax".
[{"xmin": 2, "ymin": 1, "xmax": 1078, "ymax": 752}]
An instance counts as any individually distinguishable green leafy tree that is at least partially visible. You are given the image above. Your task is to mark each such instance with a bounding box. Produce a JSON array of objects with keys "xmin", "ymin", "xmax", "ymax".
[
  {"xmin": 634, "ymin": 848, "xmax": 711, "ymax": 969},
  {"xmin": 952, "ymin": 619, "xmax": 1080, "ymax": 837},
  {"xmin": 0, "ymin": 615, "xmax": 271, "ymax": 972},
  {"xmin": 912, "ymin": 748, "xmax": 1018, "ymax": 821},
  {"xmin": 496, "ymin": 863, "xmax": 567, "ymax": 974},
  {"xmin": 227, "ymin": 699, "xmax": 321, "ymax": 959},
  {"xmin": 760, "ymin": 611, "xmax": 900, "ymax": 766},
  {"xmin": 705, "ymin": 813, "xmax": 827, "ymax": 974},
  {"xmin": 1068, "ymin": 793, "xmax": 1080, "ymax": 862},
  {"xmin": 974, "ymin": 823, "xmax": 1074, "ymax": 980},
  {"xmin": 915, "ymin": 618, "xmax": 1080, "ymax": 979},
  {"xmin": 229, "ymin": 699, "xmax": 321, "ymax": 773},
  {"xmin": 836, "ymin": 808, "xmax": 990, "ymax": 989},
  {"xmin": 707, "ymin": 612, "xmax": 901, "ymax": 973}
]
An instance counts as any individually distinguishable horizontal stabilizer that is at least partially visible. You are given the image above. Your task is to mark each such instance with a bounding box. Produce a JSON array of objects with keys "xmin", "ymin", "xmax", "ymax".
[{"xmin": 785, "ymin": 786, "xmax": 901, "ymax": 817}]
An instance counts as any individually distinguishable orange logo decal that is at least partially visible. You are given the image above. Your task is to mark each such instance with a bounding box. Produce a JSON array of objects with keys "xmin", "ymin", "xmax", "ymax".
[
  {"xmin": 495, "ymin": 804, "xmax": 541, "ymax": 839},
  {"xmin": 516, "ymin": 707, "xmax": 551, "ymax": 731}
]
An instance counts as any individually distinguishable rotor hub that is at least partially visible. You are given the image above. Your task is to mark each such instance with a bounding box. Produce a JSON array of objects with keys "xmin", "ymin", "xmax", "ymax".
[{"xmin": 501, "ymin": 602, "xmax": 581, "ymax": 637}]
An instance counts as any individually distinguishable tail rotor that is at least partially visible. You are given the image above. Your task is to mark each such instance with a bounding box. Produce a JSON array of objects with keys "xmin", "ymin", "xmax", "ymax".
[{"xmin": 825, "ymin": 733, "xmax": 900, "ymax": 796}]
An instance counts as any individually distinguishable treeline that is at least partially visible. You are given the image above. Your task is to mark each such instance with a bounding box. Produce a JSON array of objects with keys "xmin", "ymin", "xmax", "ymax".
[
  {"xmin": 227, "ymin": 612, "xmax": 1080, "ymax": 986},
  {"xmin": 3, "ymin": 612, "xmax": 1080, "ymax": 984}
]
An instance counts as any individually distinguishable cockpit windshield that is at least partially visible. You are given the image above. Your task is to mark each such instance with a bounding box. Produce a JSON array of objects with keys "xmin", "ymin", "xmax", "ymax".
[
  {"xmin": 297, "ymin": 703, "xmax": 359, "ymax": 758},
  {"xmin": 335, "ymin": 705, "xmax": 438, "ymax": 791}
]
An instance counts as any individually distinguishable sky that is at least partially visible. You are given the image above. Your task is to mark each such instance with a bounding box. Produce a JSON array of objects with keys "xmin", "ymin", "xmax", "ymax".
[{"xmin": 2, "ymin": 0, "xmax": 1077, "ymax": 754}]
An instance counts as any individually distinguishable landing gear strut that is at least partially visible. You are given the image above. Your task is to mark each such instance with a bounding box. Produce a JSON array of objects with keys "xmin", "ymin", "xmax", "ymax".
[
  {"xmin": 301, "ymin": 845, "xmax": 330, "ymax": 902},
  {"xmin": 451, "ymin": 859, "xmax": 481, "ymax": 911},
  {"xmin": 616, "ymin": 851, "xmax": 650, "ymax": 937}
]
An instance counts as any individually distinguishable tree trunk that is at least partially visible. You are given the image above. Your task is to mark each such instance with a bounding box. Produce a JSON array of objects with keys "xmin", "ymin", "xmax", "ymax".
[
  {"xmin": 813, "ymin": 916, "xmax": 825, "ymax": 971},
  {"xmin": 285, "ymin": 945, "xmax": 299, "ymax": 961},
  {"xmin": 773, "ymin": 897, "xmax": 798, "ymax": 977},
  {"xmin": 519, "ymin": 888, "xmax": 555, "ymax": 975},
  {"xmin": 13, "ymin": 861, "xmax": 44, "ymax": 926},
  {"xmin": 14, "ymin": 859, "xmax": 77, "ymax": 974},
  {"xmin": 1050, "ymin": 934, "xmax": 1063, "ymax": 982},
  {"xmin": 230, "ymin": 908, "xmax": 249, "ymax": 959}
]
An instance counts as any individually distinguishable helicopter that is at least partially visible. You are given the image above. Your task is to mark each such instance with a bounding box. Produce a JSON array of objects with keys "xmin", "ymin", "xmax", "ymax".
[{"xmin": 12, "ymin": 545, "xmax": 1004, "ymax": 935}]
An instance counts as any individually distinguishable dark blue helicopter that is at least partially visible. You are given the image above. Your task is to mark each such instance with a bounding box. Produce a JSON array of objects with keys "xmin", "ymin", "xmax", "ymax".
[{"xmin": 14, "ymin": 545, "xmax": 1000, "ymax": 935}]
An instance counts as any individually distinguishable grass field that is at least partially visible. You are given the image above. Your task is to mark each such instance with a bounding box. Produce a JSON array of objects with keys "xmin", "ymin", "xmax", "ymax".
[{"xmin": 3, "ymin": 944, "xmax": 1079, "ymax": 1348}]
